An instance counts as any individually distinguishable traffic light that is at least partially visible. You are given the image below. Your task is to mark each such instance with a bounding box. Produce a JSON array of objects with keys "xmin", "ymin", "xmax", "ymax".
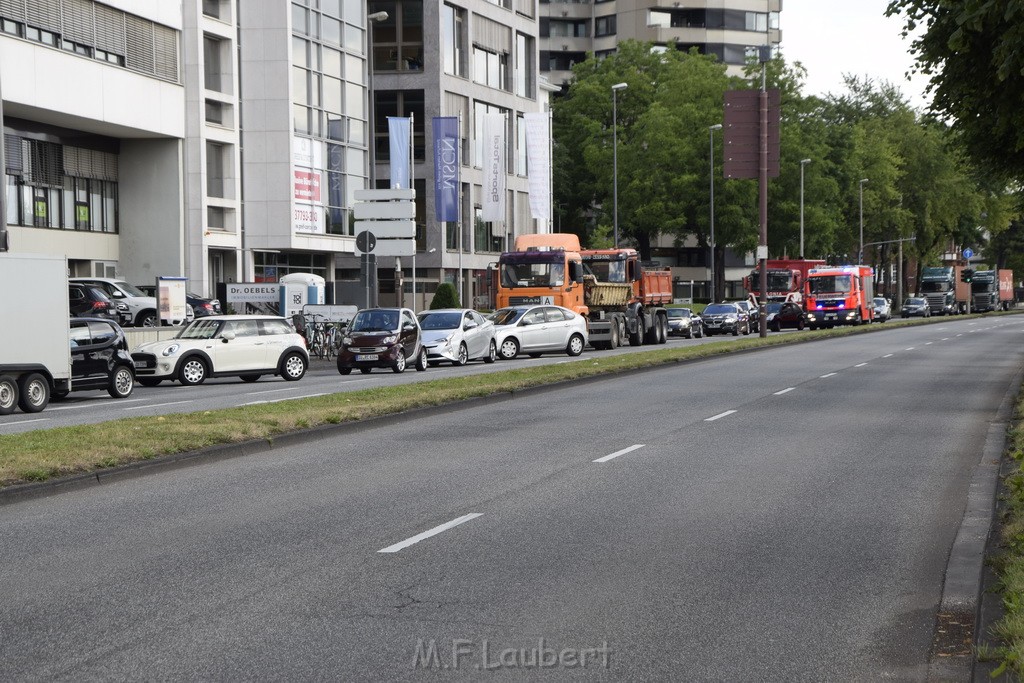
[{"xmin": 962, "ymin": 268, "xmax": 974, "ymax": 283}]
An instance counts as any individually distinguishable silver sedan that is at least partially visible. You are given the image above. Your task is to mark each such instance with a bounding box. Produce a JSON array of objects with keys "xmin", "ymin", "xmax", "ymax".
[
  {"xmin": 417, "ymin": 309, "xmax": 497, "ymax": 366},
  {"xmin": 491, "ymin": 305, "xmax": 588, "ymax": 360}
]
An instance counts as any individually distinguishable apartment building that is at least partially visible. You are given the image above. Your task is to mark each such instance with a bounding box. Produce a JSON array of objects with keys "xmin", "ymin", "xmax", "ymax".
[
  {"xmin": 1, "ymin": 0, "xmax": 547, "ymax": 308},
  {"xmin": 541, "ymin": 0, "xmax": 782, "ymax": 88}
]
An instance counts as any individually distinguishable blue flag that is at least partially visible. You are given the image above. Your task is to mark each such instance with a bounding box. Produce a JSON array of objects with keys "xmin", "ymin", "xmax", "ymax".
[
  {"xmin": 388, "ymin": 117, "xmax": 411, "ymax": 189},
  {"xmin": 432, "ymin": 117, "xmax": 459, "ymax": 222}
]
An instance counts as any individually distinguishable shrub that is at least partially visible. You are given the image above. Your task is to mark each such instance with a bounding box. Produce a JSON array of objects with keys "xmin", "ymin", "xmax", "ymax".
[{"xmin": 430, "ymin": 283, "xmax": 461, "ymax": 309}]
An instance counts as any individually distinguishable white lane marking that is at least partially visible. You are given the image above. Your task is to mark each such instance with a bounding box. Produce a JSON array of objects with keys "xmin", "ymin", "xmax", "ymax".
[
  {"xmin": 905, "ymin": 347, "xmax": 915, "ymax": 351},
  {"xmin": 883, "ymin": 353, "xmax": 894, "ymax": 358},
  {"xmin": 774, "ymin": 387, "xmax": 795, "ymax": 395},
  {"xmin": 245, "ymin": 387, "xmax": 304, "ymax": 395},
  {"xmin": 956, "ymin": 334, "xmax": 963, "ymax": 337},
  {"xmin": 820, "ymin": 372, "xmax": 837, "ymax": 378},
  {"xmin": 243, "ymin": 393, "xmax": 328, "ymax": 406},
  {"xmin": 378, "ymin": 513, "xmax": 483, "ymax": 553},
  {"xmin": 942, "ymin": 338, "xmax": 950, "ymax": 341},
  {"xmin": 593, "ymin": 444, "xmax": 645, "ymax": 463},
  {"xmin": 0, "ymin": 418, "xmax": 49, "ymax": 427},
  {"xmin": 124, "ymin": 400, "xmax": 193, "ymax": 411},
  {"xmin": 855, "ymin": 363, "xmax": 868, "ymax": 367},
  {"xmin": 47, "ymin": 398, "xmax": 147, "ymax": 411},
  {"xmin": 705, "ymin": 410, "xmax": 737, "ymax": 422}
]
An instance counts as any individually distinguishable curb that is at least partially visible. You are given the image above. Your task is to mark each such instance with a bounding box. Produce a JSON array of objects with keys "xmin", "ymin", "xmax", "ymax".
[{"xmin": 927, "ymin": 361, "xmax": 1024, "ymax": 681}]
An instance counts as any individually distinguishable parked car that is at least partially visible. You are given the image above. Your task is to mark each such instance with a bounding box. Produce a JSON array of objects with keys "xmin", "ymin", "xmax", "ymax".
[
  {"xmin": 701, "ymin": 303, "xmax": 751, "ymax": 336},
  {"xmin": 336, "ymin": 307, "xmax": 427, "ymax": 374},
  {"xmin": 765, "ymin": 301, "xmax": 807, "ymax": 331},
  {"xmin": 491, "ymin": 305, "xmax": 588, "ymax": 360},
  {"xmin": 417, "ymin": 309, "xmax": 497, "ymax": 366},
  {"xmin": 136, "ymin": 285, "xmax": 221, "ymax": 319},
  {"xmin": 68, "ymin": 283, "xmax": 124, "ymax": 323},
  {"xmin": 130, "ymin": 315, "xmax": 308, "ymax": 386},
  {"xmin": 873, "ymin": 297, "xmax": 892, "ymax": 322},
  {"xmin": 666, "ymin": 308, "xmax": 704, "ymax": 338},
  {"xmin": 901, "ymin": 297, "xmax": 931, "ymax": 318},
  {"xmin": 70, "ymin": 277, "xmax": 180, "ymax": 327},
  {"xmin": 54, "ymin": 318, "xmax": 136, "ymax": 400}
]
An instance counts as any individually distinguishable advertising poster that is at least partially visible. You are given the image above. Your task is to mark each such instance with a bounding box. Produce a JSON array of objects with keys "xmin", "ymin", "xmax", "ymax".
[{"xmin": 293, "ymin": 136, "xmax": 325, "ymax": 234}]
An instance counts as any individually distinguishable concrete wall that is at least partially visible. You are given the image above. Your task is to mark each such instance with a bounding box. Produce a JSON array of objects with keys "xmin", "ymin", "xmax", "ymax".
[{"xmin": 118, "ymin": 139, "xmax": 185, "ymax": 283}]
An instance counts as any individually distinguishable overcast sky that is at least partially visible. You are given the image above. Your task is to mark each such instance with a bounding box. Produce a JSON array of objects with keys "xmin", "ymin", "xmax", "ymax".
[{"xmin": 779, "ymin": 0, "xmax": 931, "ymax": 110}]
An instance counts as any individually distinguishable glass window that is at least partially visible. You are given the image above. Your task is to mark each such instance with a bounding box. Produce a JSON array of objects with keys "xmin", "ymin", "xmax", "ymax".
[
  {"xmin": 203, "ymin": 35, "xmax": 223, "ymax": 92},
  {"xmin": 322, "ymin": 16, "xmax": 341, "ymax": 45},
  {"xmin": 292, "ymin": 37, "xmax": 308, "ymax": 68},
  {"xmin": 323, "ymin": 47, "xmax": 342, "ymax": 78},
  {"xmin": 292, "ymin": 4, "xmax": 309, "ymax": 35},
  {"xmin": 206, "ymin": 142, "xmax": 225, "ymax": 197}
]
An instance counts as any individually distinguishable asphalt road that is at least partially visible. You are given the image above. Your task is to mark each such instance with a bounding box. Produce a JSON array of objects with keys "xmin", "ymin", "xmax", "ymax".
[
  {"xmin": 1, "ymin": 316, "xmax": 1021, "ymax": 680},
  {"xmin": 0, "ymin": 325, "xmax": 761, "ymax": 435}
]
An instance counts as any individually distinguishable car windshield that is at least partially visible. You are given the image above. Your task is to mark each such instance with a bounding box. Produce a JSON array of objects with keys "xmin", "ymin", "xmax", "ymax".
[
  {"xmin": 703, "ymin": 304, "xmax": 736, "ymax": 315},
  {"xmin": 176, "ymin": 318, "xmax": 222, "ymax": 339},
  {"xmin": 873, "ymin": 298, "xmax": 887, "ymax": 306},
  {"xmin": 491, "ymin": 308, "xmax": 527, "ymax": 326},
  {"xmin": 905, "ymin": 298, "xmax": 925, "ymax": 306},
  {"xmin": 666, "ymin": 309, "xmax": 690, "ymax": 319},
  {"xmin": 808, "ymin": 275, "xmax": 852, "ymax": 294},
  {"xmin": 417, "ymin": 312, "xmax": 462, "ymax": 330},
  {"xmin": 350, "ymin": 310, "xmax": 399, "ymax": 332},
  {"xmin": 114, "ymin": 281, "xmax": 148, "ymax": 297},
  {"xmin": 766, "ymin": 303, "xmax": 782, "ymax": 314}
]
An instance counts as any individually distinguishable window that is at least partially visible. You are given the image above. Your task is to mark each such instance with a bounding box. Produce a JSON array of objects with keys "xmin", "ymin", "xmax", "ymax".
[
  {"xmin": 373, "ymin": 90, "xmax": 425, "ymax": 163},
  {"xmin": 370, "ymin": 1, "xmax": 424, "ymax": 72},
  {"xmin": 205, "ymin": 100, "xmax": 226, "ymax": 125},
  {"xmin": 473, "ymin": 47, "xmax": 507, "ymax": 90},
  {"xmin": 514, "ymin": 33, "xmax": 532, "ymax": 97},
  {"xmin": 474, "ymin": 207, "xmax": 504, "ymax": 253},
  {"xmin": 745, "ymin": 12, "xmax": 767, "ymax": 32},
  {"xmin": 204, "ymin": 35, "xmax": 224, "ymax": 92},
  {"xmin": 595, "ymin": 15, "xmax": 616, "ymax": 36},
  {"xmin": 442, "ymin": 4, "xmax": 466, "ymax": 77}
]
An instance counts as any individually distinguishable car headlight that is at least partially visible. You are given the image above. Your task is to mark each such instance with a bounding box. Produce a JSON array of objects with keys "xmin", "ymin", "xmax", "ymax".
[
  {"xmin": 806, "ymin": 312, "xmax": 817, "ymax": 320},
  {"xmin": 342, "ymin": 336, "xmax": 352, "ymax": 345},
  {"xmin": 382, "ymin": 335, "xmax": 398, "ymax": 344},
  {"xmin": 162, "ymin": 344, "xmax": 180, "ymax": 356},
  {"xmin": 724, "ymin": 317, "xmax": 737, "ymax": 323}
]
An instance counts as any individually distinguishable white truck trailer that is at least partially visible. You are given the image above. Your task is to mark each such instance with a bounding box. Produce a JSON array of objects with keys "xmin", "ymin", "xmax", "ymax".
[{"xmin": 0, "ymin": 253, "xmax": 71, "ymax": 414}]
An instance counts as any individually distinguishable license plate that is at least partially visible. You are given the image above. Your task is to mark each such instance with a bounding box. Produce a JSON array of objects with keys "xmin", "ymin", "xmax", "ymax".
[
  {"xmin": 824, "ymin": 313, "xmax": 837, "ymax": 320},
  {"xmin": 355, "ymin": 354, "xmax": 378, "ymax": 361}
]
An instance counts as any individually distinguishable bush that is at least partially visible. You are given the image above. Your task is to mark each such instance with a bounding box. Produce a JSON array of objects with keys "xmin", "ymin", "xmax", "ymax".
[{"xmin": 430, "ymin": 283, "xmax": 461, "ymax": 309}]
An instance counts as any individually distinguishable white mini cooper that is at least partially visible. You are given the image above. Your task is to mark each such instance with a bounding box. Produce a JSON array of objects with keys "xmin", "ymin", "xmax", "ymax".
[{"xmin": 131, "ymin": 315, "xmax": 308, "ymax": 386}]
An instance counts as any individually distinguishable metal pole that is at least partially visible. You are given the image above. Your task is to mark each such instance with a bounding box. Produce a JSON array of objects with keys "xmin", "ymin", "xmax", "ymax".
[
  {"xmin": 457, "ymin": 116, "xmax": 463, "ymax": 306},
  {"xmin": 858, "ymin": 178, "xmax": 868, "ymax": 264},
  {"xmin": 709, "ymin": 124, "xmax": 721, "ymax": 303},
  {"xmin": 757, "ymin": 61, "xmax": 768, "ymax": 338},
  {"xmin": 800, "ymin": 158, "xmax": 811, "ymax": 259},
  {"xmin": 897, "ymin": 238, "xmax": 903, "ymax": 312},
  {"xmin": 611, "ymin": 82, "xmax": 627, "ymax": 248}
]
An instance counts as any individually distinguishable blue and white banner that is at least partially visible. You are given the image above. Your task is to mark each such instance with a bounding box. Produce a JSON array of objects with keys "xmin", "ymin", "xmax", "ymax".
[
  {"xmin": 481, "ymin": 113, "xmax": 506, "ymax": 223},
  {"xmin": 524, "ymin": 112, "xmax": 551, "ymax": 220},
  {"xmin": 432, "ymin": 117, "xmax": 459, "ymax": 222},
  {"xmin": 388, "ymin": 116, "xmax": 411, "ymax": 189}
]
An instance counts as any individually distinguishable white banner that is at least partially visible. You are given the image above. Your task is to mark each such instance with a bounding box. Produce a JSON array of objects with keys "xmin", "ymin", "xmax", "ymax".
[
  {"xmin": 481, "ymin": 113, "xmax": 506, "ymax": 223},
  {"xmin": 524, "ymin": 112, "xmax": 551, "ymax": 220}
]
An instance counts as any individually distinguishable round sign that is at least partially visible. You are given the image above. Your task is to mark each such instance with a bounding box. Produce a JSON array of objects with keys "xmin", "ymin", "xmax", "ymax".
[
  {"xmin": 963, "ymin": 247, "xmax": 974, "ymax": 259},
  {"xmin": 355, "ymin": 230, "xmax": 376, "ymax": 253}
]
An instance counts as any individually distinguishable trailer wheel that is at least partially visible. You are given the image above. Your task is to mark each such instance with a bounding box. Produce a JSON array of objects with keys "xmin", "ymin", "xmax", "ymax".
[
  {"xmin": 0, "ymin": 375, "xmax": 18, "ymax": 415},
  {"xmin": 18, "ymin": 373, "xmax": 50, "ymax": 413}
]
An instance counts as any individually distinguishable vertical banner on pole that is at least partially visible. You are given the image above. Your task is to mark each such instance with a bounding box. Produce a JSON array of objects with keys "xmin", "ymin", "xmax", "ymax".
[
  {"xmin": 388, "ymin": 116, "xmax": 411, "ymax": 189},
  {"xmin": 524, "ymin": 112, "xmax": 551, "ymax": 220},
  {"xmin": 481, "ymin": 113, "xmax": 506, "ymax": 223},
  {"xmin": 433, "ymin": 117, "xmax": 460, "ymax": 222}
]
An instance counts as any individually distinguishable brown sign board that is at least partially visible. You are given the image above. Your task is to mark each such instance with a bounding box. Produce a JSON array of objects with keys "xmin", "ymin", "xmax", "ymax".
[{"xmin": 723, "ymin": 89, "xmax": 781, "ymax": 179}]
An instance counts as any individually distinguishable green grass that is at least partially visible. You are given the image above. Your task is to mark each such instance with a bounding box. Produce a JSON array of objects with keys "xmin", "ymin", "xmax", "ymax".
[{"xmin": 0, "ymin": 310, "xmax": 1017, "ymax": 489}]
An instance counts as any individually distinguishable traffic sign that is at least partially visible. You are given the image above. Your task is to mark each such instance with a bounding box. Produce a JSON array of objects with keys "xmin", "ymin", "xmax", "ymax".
[
  {"xmin": 963, "ymin": 247, "xmax": 974, "ymax": 259},
  {"xmin": 355, "ymin": 230, "xmax": 376, "ymax": 254}
]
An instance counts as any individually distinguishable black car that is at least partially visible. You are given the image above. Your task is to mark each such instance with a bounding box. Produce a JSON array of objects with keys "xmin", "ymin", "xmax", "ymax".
[
  {"xmin": 701, "ymin": 303, "xmax": 751, "ymax": 336},
  {"xmin": 766, "ymin": 301, "xmax": 807, "ymax": 331},
  {"xmin": 57, "ymin": 318, "xmax": 136, "ymax": 400},
  {"xmin": 901, "ymin": 297, "xmax": 931, "ymax": 318},
  {"xmin": 666, "ymin": 308, "xmax": 704, "ymax": 338},
  {"xmin": 336, "ymin": 308, "xmax": 428, "ymax": 374},
  {"xmin": 69, "ymin": 283, "xmax": 120, "ymax": 322}
]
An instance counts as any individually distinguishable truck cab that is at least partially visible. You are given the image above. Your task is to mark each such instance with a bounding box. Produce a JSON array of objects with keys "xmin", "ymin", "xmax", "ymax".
[{"xmin": 803, "ymin": 265, "xmax": 875, "ymax": 328}]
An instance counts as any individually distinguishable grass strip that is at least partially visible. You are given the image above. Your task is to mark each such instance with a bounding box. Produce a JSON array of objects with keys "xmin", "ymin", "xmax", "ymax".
[{"xmin": 0, "ymin": 311, "xmax": 1014, "ymax": 488}]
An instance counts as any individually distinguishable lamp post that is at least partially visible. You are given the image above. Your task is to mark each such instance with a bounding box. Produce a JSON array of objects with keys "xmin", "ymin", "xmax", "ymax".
[
  {"xmin": 364, "ymin": 10, "xmax": 388, "ymax": 309},
  {"xmin": 611, "ymin": 82, "xmax": 628, "ymax": 248},
  {"xmin": 709, "ymin": 124, "xmax": 722, "ymax": 303},
  {"xmin": 858, "ymin": 178, "xmax": 869, "ymax": 264},
  {"xmin": 799, "ymin": 159, "xmax": 811, "ymax": 259}
]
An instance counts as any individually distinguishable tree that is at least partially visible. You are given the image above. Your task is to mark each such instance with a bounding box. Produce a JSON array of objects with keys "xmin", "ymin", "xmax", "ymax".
[
  {"xmin": 429, "ymin": 283, "xmax": 460, "ymax": 309},
  {"xmin": 886, "ymin": 0, "xmax": 1024, "ymax": 179}
]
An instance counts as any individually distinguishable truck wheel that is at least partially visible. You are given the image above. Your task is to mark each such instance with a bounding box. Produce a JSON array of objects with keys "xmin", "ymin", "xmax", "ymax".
[
  {"xmin": 0, "ymin": 375, "xmax": 18, "ymax": 415},
  {"xmin": 644, "ymin": 317, "xmax": 659, "ymax": 344},
  {"xmin": 108, "ymin": 365, "xmax": 135, "ymax": 398},
  {"xmin": 658, "ymin": 315, "xmax": 668, "ymax": 344},
  {"xmin": 610, "ymin": 324, "xmax": 620, "ymax": 348},
  {"xmin": 628, "ymin": 326, "xmax": 643, "ymax": 346},
  {"xmin": 18, "ymin": 373, "xmax": 50, "ymax": 413}
]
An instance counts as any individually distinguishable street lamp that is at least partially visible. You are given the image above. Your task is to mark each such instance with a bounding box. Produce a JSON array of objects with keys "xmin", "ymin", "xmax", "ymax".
[
  {"xmin": 858, "ymin": 178, "xmax": 869, "ymax": 263},
  {"xmin": 611, "ymin": 82, "xmax": 628, "ymax": 248},
  {"xmin": 364, "ymin": 10, "xmax": 389, "ymax": 308},
  {"xmin": 800, "ymin": 159, "xmax": 811, "ymax": 258},
  {"xmin": 709, "ymin": 124, "xmax": 722, "ymax": 304}
]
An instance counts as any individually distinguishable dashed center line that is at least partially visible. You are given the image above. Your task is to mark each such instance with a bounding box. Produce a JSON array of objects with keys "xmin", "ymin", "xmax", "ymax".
[
  {"xmin": 820, "ymin": 372, "xmax": 838, "ymax": 378},
  {"xmin": 705, "ymin": 410, "xmax": 737, "ymax": 422},
  {"xmin": 883, "ymin": 353, "xmax": 894, "ymax": 358},
  {"xmin": 124, "ymin": 400, "xmax": 193, "ymax": 411},
  {"xmin": 243, "ymin": 393, "xmax": 328, "ymax": 406},
  {"xmin": 774, "ymin": 387, "xmax": 795, "ymax": 395},
  {"xmin": 593, "ymin": 444, "xmax": 645, "ymax": 463},
  {"xmin": 855, "ymin": 363, "xmax": 868, "ymax": 367},
  {"xmin": 905, "ymin": 347, "xmax": 915, "ymax": 351},
  {"xmin": 925, "ymin": 342, "xmax": 933, "ymax": 345},
  {"xmin": 0, "ymin": 418, "xmax": 49, "ymax": 427},
  {"xmin": 378, "ymin": 513, "xmax": 483, "ymax": 553},
  {"xmin": 942, "ymin": 338, "xmax": 950, "ymax": 341}
]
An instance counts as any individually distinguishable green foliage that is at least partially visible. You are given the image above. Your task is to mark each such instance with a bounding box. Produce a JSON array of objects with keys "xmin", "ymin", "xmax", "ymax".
[{"xmin": 429, "ymin": 282, "xmax": 461, "ymax": 309}]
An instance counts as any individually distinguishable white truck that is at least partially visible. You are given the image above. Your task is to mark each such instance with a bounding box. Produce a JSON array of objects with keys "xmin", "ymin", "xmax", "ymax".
[{"xmin": 0, "ymin": 253, "xmax": 72, "ymax": 414}]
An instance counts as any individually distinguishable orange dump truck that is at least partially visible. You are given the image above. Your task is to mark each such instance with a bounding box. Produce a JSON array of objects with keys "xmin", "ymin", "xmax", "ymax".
[{"xmin": 496, "ymin": 233, "xmax": 671, "ymax": 349}]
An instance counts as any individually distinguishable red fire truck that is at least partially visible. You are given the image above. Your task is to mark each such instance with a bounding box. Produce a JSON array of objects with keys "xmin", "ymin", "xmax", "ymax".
[
  {"xmin": 743, "ymin": 259, "xmax": 826, "ymax": 303},
  {"xmin": 803, "ymin": 265, "xmax": 875, "ymax": 328}
]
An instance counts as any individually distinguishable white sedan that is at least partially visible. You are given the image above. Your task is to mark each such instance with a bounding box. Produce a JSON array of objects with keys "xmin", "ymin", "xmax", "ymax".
[
  {"xmin": 491, "ymin": 305, "xmax": 588, "ymax": 360},
  {"xmin": 417, "ymin": 309, "xmax": 497, "ymax": 366}
]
